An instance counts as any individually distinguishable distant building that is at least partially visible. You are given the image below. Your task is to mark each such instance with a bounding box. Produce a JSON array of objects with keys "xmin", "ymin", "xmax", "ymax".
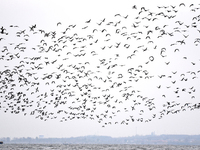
[
  {"xmin": 39, "ymin": 135, "xmax": 44, "ymax": 139},
  {"xmin": 151, "ymin": 132, "xmax": 155, "ymax": 136}
]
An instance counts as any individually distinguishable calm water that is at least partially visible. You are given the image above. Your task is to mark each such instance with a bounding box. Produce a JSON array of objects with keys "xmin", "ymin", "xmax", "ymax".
[{"xmin": 0, "ymin": 144, "xmax": 200, "ymax": 150}]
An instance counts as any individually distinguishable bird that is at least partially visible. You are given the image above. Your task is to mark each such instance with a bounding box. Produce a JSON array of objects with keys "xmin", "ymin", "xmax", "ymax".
[
  {"xmin": 57, "ymin": 22, "xmax": 62, "ymax": 26},
  {"xmin": 179, "ymin": 3, "xmax": 185, "ymax": 7}
]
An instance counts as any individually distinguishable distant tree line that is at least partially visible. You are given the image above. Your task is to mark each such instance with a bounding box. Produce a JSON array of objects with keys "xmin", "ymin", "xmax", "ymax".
[{"xmin": 1, "ymin": 135, "xmax": 200, "ymax": 145}]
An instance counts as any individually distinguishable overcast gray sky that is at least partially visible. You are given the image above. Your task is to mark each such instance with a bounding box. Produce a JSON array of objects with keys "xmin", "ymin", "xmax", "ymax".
[{"xmin": 0, "ymin": 0, "xmax": 200, "ymax": 138}]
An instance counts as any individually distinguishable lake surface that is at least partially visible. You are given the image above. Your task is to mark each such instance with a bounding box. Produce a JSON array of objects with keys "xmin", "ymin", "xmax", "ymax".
[{"xmin": 1, "ymin": 144, "xmax": 200, "ymax": 150}]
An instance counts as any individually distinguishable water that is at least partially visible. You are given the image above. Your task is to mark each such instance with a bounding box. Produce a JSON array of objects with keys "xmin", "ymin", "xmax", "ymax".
[{"xmin": 0, "ymin": 144, "xmax": 200, "ymax": 150}]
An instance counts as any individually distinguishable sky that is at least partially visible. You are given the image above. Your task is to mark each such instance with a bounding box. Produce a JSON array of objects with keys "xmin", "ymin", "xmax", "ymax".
[{"xmin": 0, "ymin": 0, "xmax": 200, "ymax": 138}]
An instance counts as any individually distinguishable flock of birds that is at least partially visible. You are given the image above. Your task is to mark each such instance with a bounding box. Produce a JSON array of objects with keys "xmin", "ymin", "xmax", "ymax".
[{"xmin": 0, "ymin": 3, "xmax": 200, "ymax": 127}]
